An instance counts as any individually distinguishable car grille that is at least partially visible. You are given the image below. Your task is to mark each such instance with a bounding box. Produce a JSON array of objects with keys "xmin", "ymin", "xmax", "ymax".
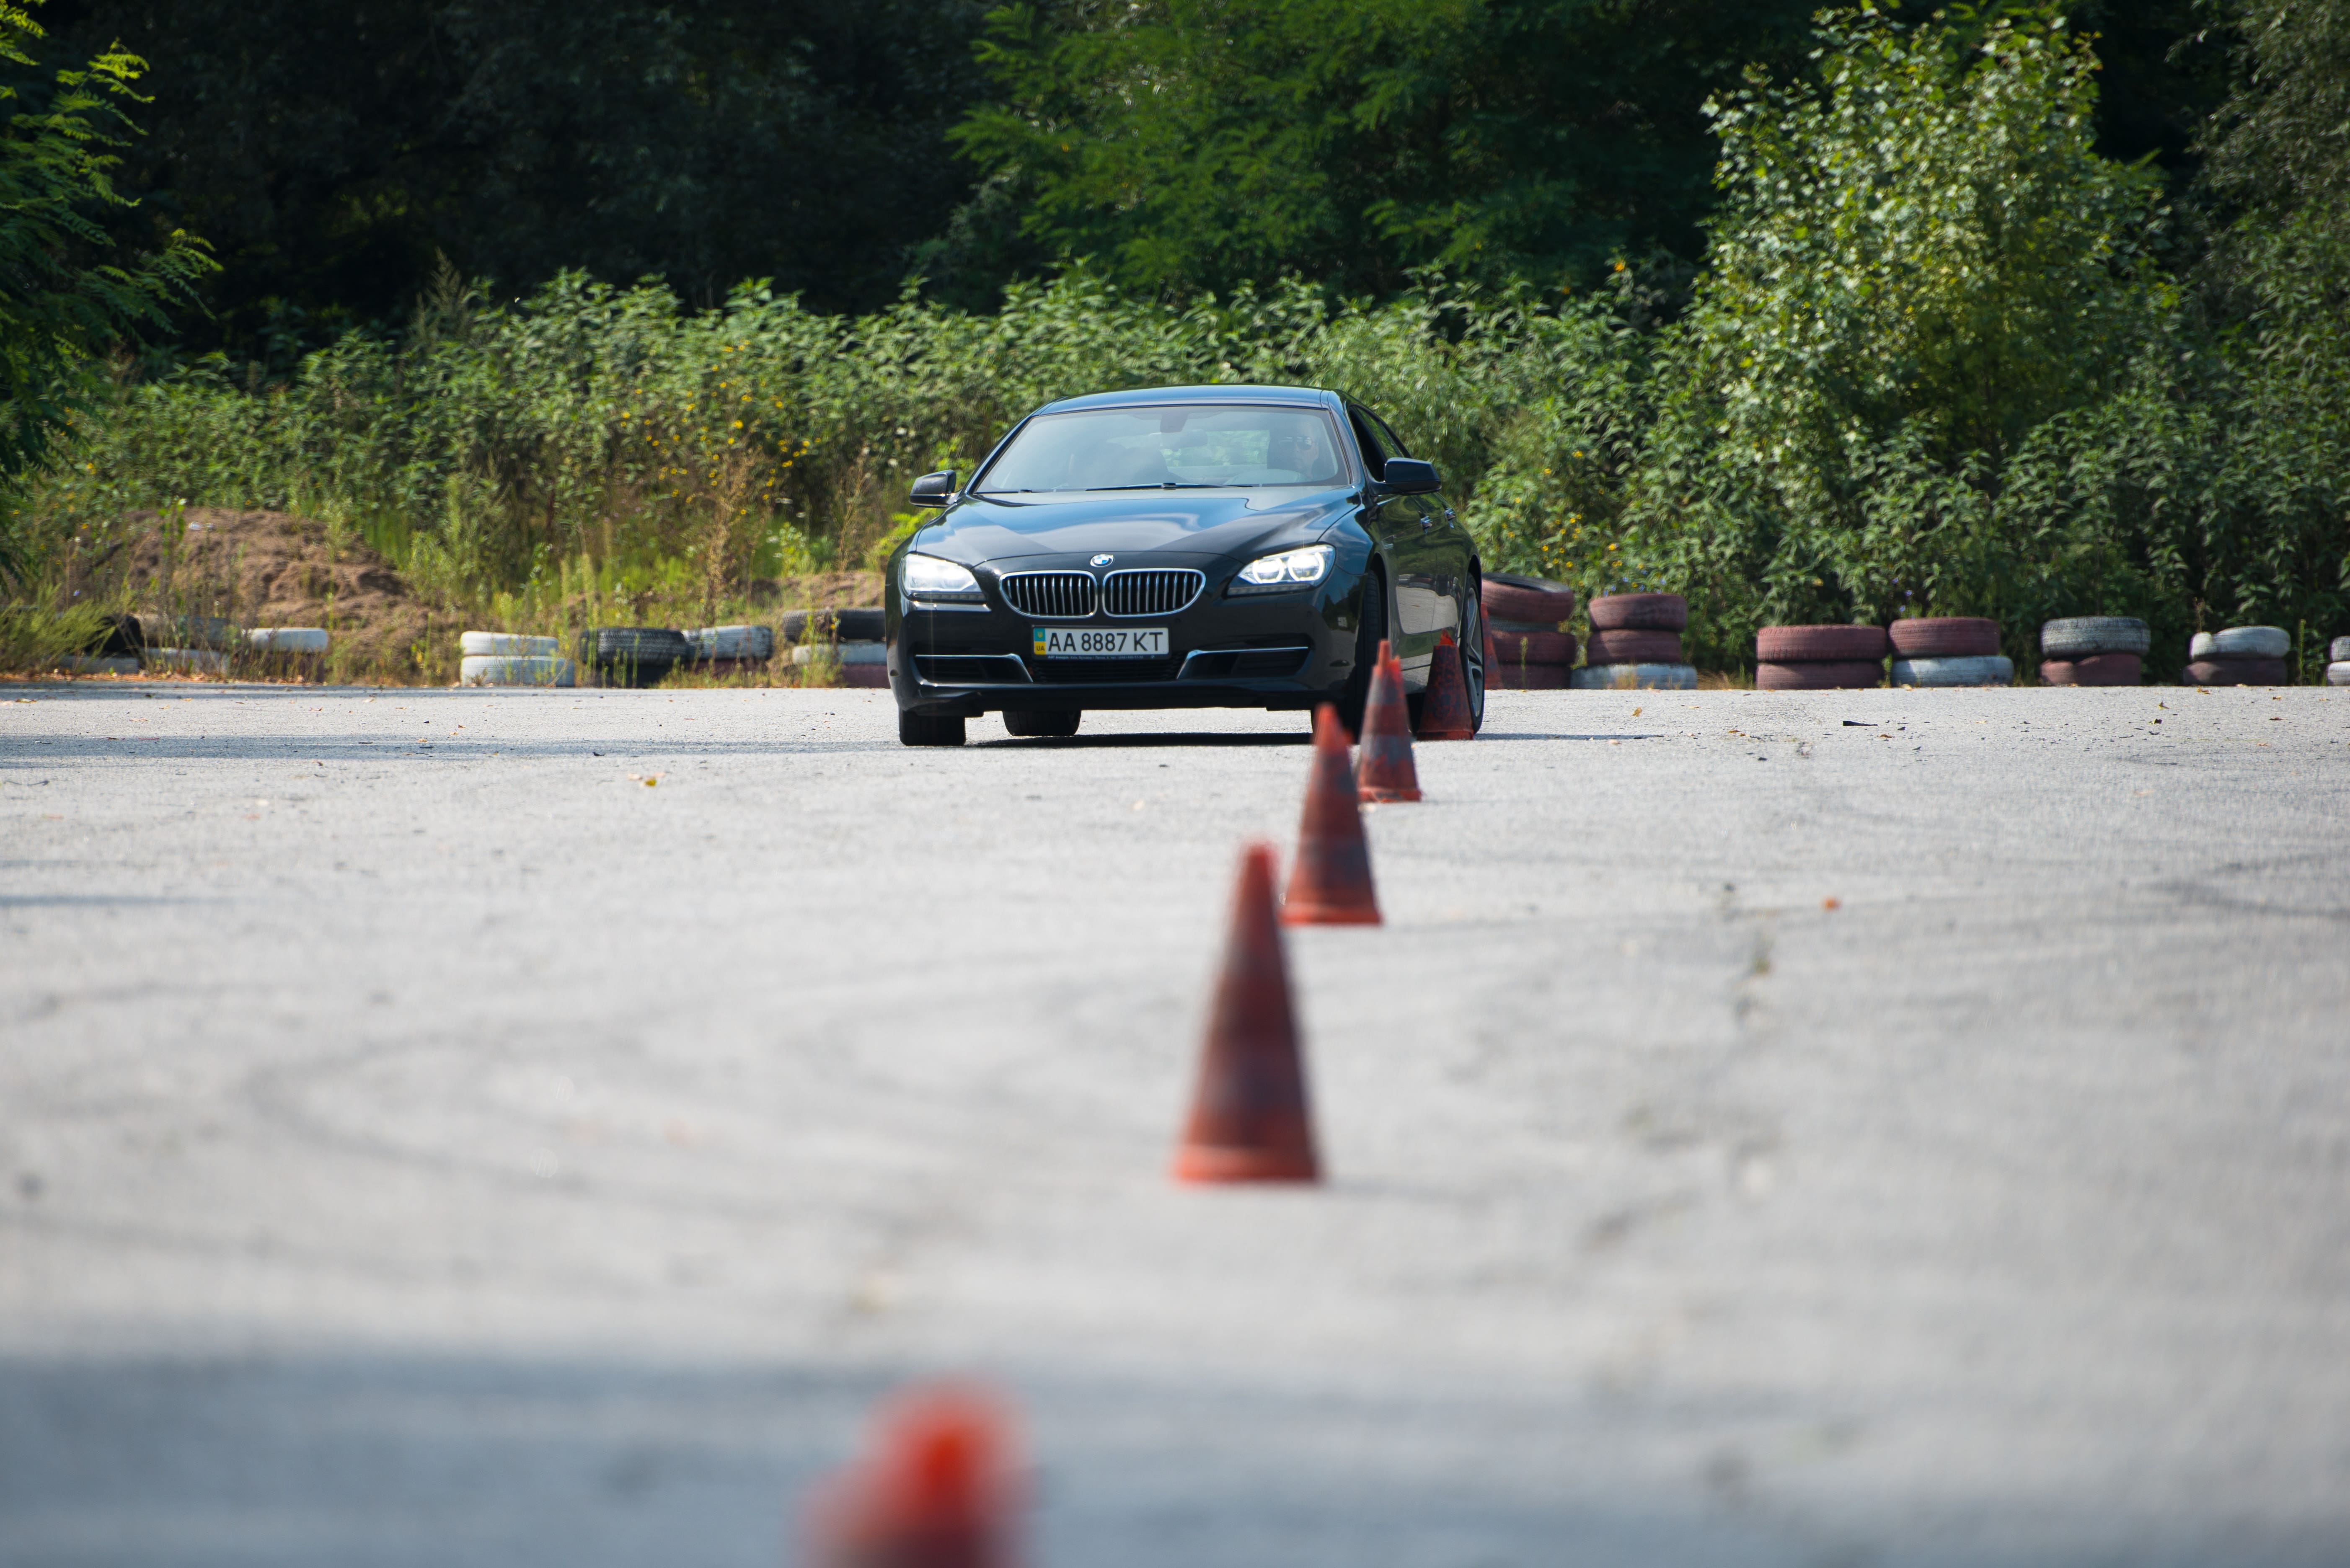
[
  {"xmin": 1029, "ymin": 657, "xmax": 1182, "ymax": 684},
  {"xmin": 997, "ymin": 571, "xmax": 1095, "ymax": 619},
  {"xmin": 1101, "ymin": 569, "xmax": 1204, "ymax": 617}
]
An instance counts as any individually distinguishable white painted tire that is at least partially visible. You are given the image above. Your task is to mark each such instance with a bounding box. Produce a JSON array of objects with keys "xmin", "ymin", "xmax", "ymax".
[
  {"xmin": 1569, "ymin": 662, "xmax": 1696, "ymax": 690},
  {"xmin": 2040, "ymin": 616, "xmax": 2149, "ymax": 658},
  {"xmin": 247, "ymin": 627, "xmax": 329, "ymax": 654},
  {"xmin": 2191, "ymin": 626, "xmax": 2289, "ymax": 660},
  {"xmin": 142, "ymin": 647, "xmax": 227, "ymax": 674},
  {"xmin": 460, "ymin": 655, "xmax": 575, "ymax": 687},
  {"xmin": 793, "ymin": 641, "xmax": 887, "ymax": 666},
  {"xmin": 686, "ymin": 624, "xmax": 775, "ymax": 661},
  {"xmin": 461, "ymin": 631, "xmax": 560, "ymax": 657},
  {"xmin": 2327, "ymin": 662, "xmax": 2350, "ymax": 687},
  {"xmin": 2331, "ymin": 637, "xmax": 2350, "ymax": 663},
  {"xmin": 1892, "ymin": 655, "xmax": 2014, "ymax": 687}
]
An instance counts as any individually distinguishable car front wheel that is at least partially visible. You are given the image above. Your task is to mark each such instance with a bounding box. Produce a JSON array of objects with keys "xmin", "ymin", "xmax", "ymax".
[
  {"xmin": 1336, "ymin": 569, "xmax": 1388, "ymax": 738},
  {"xmin": 899, "ymin": 710, "xmax": 967, "ymax": 747},
  {"xmin": 1003, "ymin": 710, "xmax": 1080, "ymax": 738}
]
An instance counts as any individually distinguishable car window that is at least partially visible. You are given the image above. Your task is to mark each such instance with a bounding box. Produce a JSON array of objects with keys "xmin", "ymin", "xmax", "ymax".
[
  {"xmin": 1367, "ymin": 409, "xmax": 1412, "ymax": 459},
  {"xmin": 975, "ymin": 405, "xmax": 1349, "ymax": 492},
  {"xmin": 1346, "ymin": 408, "xmax": 1388, "ymax": 480}
]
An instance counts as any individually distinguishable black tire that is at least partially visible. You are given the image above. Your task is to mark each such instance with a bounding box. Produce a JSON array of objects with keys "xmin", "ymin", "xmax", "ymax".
[
  {"xmin": 899, "ymin": 709, "xmax": 967, "ymax": 747},
  {"xmin": 1337, "ymin": 566, "xmax": 1389, "ymax": 739},
  {"xmin": 1004, "ymin": 710, "xmax": 1080, "ymax": 738},
  {"xmin": 1462, "ymin": 584, "xmax": 1487, "ymax": 735},
  {"xmin": 578, "ymin": 627, "xmax": 690, "ymax": 687}
]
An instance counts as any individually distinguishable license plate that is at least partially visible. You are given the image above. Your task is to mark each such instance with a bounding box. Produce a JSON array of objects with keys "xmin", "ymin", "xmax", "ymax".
[{"xmin": 1032, "ymin": 626, "xmax": 1168, "ymax": 659}]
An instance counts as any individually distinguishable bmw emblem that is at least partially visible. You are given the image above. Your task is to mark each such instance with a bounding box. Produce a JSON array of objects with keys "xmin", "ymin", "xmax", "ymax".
[{"xmin": 1089, "ymin": 553, "xmax": 1115, "ymax": 568}]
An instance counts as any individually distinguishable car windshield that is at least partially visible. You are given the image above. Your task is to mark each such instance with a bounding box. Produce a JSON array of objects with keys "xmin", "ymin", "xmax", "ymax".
[{"xmin": 976, "ymin": 404, "xmax": 1349, "ymax": 493}]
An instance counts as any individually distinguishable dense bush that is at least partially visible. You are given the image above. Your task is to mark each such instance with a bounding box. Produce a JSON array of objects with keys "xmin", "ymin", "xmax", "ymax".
[
  {"xmin": 1467, "ymin": 8, "xmax": 2348, "ymax": 673},
  {"xmin": 12, "ymin": 5, "xmax": 2346, "ymax": 679}
]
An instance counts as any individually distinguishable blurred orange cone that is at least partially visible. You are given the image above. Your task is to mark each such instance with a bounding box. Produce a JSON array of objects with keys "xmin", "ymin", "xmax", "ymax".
[
  {"xmin": 804, "ymin": 1382, "xmax": 1021, "ymax": 1568},
  {"xmin": 1354, "ymin": 642, "xmax": 1421, "ymax": 803},
  {"xmin": 1415, "ymin": 632, "xmax": 1476, "ymax": 740},
  {"xmin": 1174, "ymin": 843, "xmax": 1321, "ymax": 1183},
  {"xmin": 1282, "ymin": 705, "xmax": 1381, "ymax": 925}
]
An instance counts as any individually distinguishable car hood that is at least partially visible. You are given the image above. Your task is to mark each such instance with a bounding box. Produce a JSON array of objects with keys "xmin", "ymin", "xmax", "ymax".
[{"xmin": 911, "ymin": 487, "xmax": 1355, "ymax": 566}]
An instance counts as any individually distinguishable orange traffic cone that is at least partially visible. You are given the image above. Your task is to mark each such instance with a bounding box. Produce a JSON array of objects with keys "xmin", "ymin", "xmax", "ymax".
[
  {"xmin": 1355, "ymin": 642, "xmax": 1421, "ymax": 803},
  {"xmin": 1174, "ymin": 843, "xmax": 1320, "ymax": 1183},
  {"xmin": 804, "ymin": 1382, "xmax": 1021, "ymax": 1568},
  {"xmin": 1282, "ymin": 705, "xmax": 1381, "ymax": 925},
  {"xmin": 1415, "ymin": 632, "xmax": 1476, "ymax": 741}
]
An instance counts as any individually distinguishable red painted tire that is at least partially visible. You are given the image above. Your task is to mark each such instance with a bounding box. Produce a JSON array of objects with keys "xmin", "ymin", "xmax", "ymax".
[
  {"xmin": 2040, "ymin": 654, "xmax": 2141, "ymax": 687},
  {"xmin": 1584, "ymin": 628, "xmax": 1683, "ymax": 664},
  {"xmin": 1489, "ymin": 662, "xmax": 1569, "ymax": 690},
  {"xmin": 1586, "ymin": 592, "xmax": 1687, "ymax": 632},
  {"xmin": 1480, "ymin": 573, "xmax": 1577, "ymax": 627},
  {"xmin": 841, "ymin": 663, "xmax": 892, "ymax": 688},
  {"xmin": 1491, "ymin": 630, "xmax": 1577, "ymax": 665},
  {"xmin": 1756, "ymin": 660, "xmax": 1883, "ymax": 690},
  {"xmin": 1889, "ymin": 616, "xmax": 2000, "ymax": 657},
  {"xmin": 1756, "ymin": 624, "xmax": 1889, "ymax": 662},
  {"xmin": 2182, "ymin": 658, "xmax": 2287, "ymax": 687}
]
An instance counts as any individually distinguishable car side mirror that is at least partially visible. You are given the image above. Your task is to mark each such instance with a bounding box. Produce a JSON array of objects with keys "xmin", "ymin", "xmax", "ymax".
[
  {"xmin": 908, "ymin": 469, "xmax": 958, "ymax": 507},
  {"xmin": 1382, "ymin": 457, "xmax": 1440, "ymax": 496}
]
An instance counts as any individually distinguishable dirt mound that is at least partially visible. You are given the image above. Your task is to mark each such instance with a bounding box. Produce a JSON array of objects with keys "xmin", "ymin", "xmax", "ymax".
[
  {"xmin": 757, "ymin": 571, "xmax": 885, "ymax": 609},
  {"xmin": 89, "ymin": 509, "xmax": 436, "ymax": 676}
]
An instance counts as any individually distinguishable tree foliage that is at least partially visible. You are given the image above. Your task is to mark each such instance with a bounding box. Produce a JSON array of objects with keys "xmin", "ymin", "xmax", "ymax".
[
  {"xmin": 1467, "ymin": 5, "xmax": 2344, "ymax": 669},
  {"xmin": 0, "ymin": 0, "xmax": 209, "ymax": 573},
  {"xmin": 950, "ymin": 0, "xmax": 1824, "ymax": 298},
  {"xmin": 39, "ymin": 0, "xmax": 997, "ymax": 356}
]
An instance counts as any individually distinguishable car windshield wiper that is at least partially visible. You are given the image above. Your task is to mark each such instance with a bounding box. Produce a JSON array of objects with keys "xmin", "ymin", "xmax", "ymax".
[{"xmin": 1091, "ymin": 481, "xmax": 1236, "ymax": 491}]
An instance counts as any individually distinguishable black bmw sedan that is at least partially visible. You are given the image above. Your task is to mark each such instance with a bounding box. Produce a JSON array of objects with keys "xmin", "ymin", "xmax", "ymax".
[{"xmin": 884, "ymin": 384, "xmax": 1486, "ymax": 746}]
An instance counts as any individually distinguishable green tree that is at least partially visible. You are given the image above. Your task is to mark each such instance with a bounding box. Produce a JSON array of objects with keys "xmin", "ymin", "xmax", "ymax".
[
  {"xmin": 951, "ymin": 0, "xmax": 1824, "ymax": 300},
  {"xmin": 1634, "ymin": 5, "xmax": 2176, "ymax": 630},
  {"xmin": 0, "ymin": 0, "xmax": 209, "ymax": 574},
  {"xmin": 2178, "ymin": 0, "xmax": 2350, "ymax": 668},
  {"xmin": 43, "ymin": 0, "xmax": 998, "ymax": 359}
]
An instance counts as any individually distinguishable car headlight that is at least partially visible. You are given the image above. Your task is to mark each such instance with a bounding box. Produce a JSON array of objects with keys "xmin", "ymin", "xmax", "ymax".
[
  {"xmin": 902, "ymin": 553, "xmax": 984, "ymax": 601},
  {"xmin": 1231, "ymin": 544, "xmax": 1334, "ymax": 593}
]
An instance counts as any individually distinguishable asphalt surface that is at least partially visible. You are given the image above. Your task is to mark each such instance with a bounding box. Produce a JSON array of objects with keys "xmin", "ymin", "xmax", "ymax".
[{"xmin": 3, "ymin": 678, "xmax": 2347, "ymax": 1568}]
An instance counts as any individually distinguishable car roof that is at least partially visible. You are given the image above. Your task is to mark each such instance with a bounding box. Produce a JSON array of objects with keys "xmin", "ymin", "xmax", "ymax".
[{"xmin": 1035, "ymin": 384, "xmax": 1341, "ymax": 415}]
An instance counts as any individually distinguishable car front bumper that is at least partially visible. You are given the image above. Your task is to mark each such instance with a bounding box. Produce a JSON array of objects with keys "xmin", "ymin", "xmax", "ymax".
[{"xmin": 887, "ymin": 569, "xmax": 1366, "ymax": 716}]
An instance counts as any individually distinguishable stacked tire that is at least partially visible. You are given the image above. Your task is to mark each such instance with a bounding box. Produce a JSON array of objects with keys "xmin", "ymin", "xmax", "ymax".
[
  {"xmin": 577, "ymin": 627, "xmax": 689, "ymax": 688},
  {"xmin": 2184, "ymin": 626, "xmax": 2290, "ymax": 686},
  {"xmin": 1480, "ymin": 573, "xmax": 1577, "ymax": 689},
  {"xmin": 784, "ymin": 607, "xmax": 889, "ymax": 689},
  {"xmin": 1889, "ymin": 617, "xmax": 2011, "ymax": 687},
  {"xmin": 64, "ymin": 612, "xmax": 144, "ymax": 675},
  {"xmin": 1572, "ymin": 593, "xmax": 1695, "ymax": 690},
  {"xmin": 2039, "ymin": 617, "xmax": 2148, "ymax": 685},
  {"xmin": 462, "ymin": 632, "xmax": 574, "ymax": 687},
  {"xmin": 685, "ymin": 623, "xmax": 776, "ymax": 677},
  {"xmin": 1755, "ymin": 625, "xmax": 1887, "ymax": 690},
  {"xmin": 139, "ymin": 612, "xmax": 238, "ymax": 676},
  {"xmin": 2329, "ymin": 636, "xmax": 2350, "ymax": 688}
]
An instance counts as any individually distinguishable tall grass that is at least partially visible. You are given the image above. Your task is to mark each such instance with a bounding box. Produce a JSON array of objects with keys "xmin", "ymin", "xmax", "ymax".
[{"xmin": 10, "ymin": 255, "xmax": 2344, "ymax": 678}]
